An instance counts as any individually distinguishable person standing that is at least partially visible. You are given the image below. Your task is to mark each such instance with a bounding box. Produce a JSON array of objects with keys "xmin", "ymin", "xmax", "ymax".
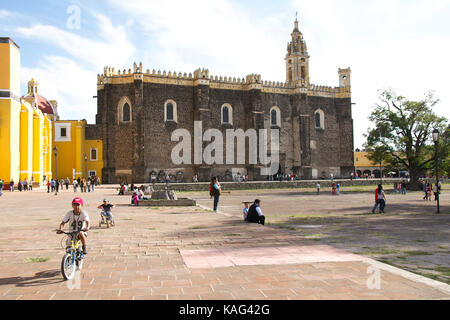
[
  {"xmin": 433, "ymin": 183, "xmax": 440, "ymax": 201},
  {"xmin": 401, "ymin": 181, "xmax": 407, "ymax": 195},
  {"xmin": 30, "ymin": 176, "xmax": 34, "ymax": 191},
  {"xmin": 73, "ymin": 179, "xmax": 78, "ymax": 193},
  {"xmin": 246, "ymin": 199, "xmax": 266, "ymax": 226},
  {"xmin": 316, "ymin": 183, "xmax": 321, "ymax": 195},
  {"xmin": 23, "ymin": 178, "xmax": 28, "ymax": 191},
  {"xmin": 9, "ymin": 179, "xmax": 14, "ymax": 192},
  {"xmin": 0, "ymin": 179, "xmax": 3, "ymax": 197},
  {"xmin": 18, "ymin": 180, "xmax": 23, "ymax": 192},
  {"xmin": 65, "ymin": 178, "xmax": 70, "ymax": 190},
  {"xmin": 209, "ymin": 177, "xmax": 222, "ymax": 213}
]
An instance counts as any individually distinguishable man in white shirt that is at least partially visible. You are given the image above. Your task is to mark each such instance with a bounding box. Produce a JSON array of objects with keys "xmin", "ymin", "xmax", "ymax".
[{"xmin": 246, "ymin": 199, "xmax": 265, "ymax": 226}]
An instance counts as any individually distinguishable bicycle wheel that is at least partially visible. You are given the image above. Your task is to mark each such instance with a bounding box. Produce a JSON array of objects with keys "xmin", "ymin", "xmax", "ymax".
[{"xmin": 61, "ymin": 252, "xmax": 76, "ymax": 280}]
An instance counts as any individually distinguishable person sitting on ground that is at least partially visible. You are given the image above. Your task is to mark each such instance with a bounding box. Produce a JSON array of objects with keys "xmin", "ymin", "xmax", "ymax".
[
  {"xmin": 57, "ymin": 197, "xmax": 90, "ymax": 254},
  {"xmin": 98, "ymin": 199, "xmax": 115, "ymax": 225},
  {"xmin": 131, "ymin": 191, "xmax": 139, "ymax": 206},
  {"xmin": 242, "ymin": 202, "xmax": 252, "ymax": 222},
  {"xmin": 246, "ymin": 199, "xmax": 265, "ymax": 226},
  {"xmin": 138, "ymin": 186, "xmax": 150, "ymax": 201}
]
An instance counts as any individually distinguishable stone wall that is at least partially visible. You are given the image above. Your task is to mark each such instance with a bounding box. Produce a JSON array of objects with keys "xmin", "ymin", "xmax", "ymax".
[
  {"xmin": 97, "ymin": 76, "xmax": 354, "ymax": 184},
  {"xmin": 150, "ymin": 179, "xmax": 401, "ymax": 192}
]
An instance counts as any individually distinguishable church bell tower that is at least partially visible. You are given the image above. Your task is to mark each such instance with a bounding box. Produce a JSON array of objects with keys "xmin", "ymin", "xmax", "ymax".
[{"xmin": 285, "ymin": 16, "xmax": 310, "ymax": 87}]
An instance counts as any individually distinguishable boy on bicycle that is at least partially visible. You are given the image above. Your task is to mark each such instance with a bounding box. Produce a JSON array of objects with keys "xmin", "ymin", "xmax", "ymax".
[
  {"xmin": 98, "ymin": 199, "xmax": 115, "ymax": 223},
  {"xmin": 57, "ymin": 197, "xmax": 90, "ymax": 254}
]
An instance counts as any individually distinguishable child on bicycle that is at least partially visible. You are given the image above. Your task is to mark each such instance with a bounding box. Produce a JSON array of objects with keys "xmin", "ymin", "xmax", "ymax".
[
  {"xmin": 57, "ymin": 197, "xmax": 90, "ymax": 254},
  {"xmin": 98, "ymin": 199, "xmax": 115, "ymax": 223}
]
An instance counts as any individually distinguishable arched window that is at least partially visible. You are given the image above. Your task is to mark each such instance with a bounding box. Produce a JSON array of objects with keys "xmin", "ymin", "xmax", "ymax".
[
  {"xmin": 123, "ymin": 103, "xmax": 130, "ymax": 122},
  {"xmin": 314, "ymin": 109, "xmax": 325, "ymax": 130},
  {"xmin": 165, "ymin": 100, "xmax": 178, "ymax": 123},
  {"xmin": 270, "ymin": 107, "xmax": 281, "ymax": 127},
  {"xmin": 221, "ymin": 104, "xmax": 233, "ymax": 125},
  {"xmin": 118, "ymin": 97, "xmax": 132, "ymax": 124}
]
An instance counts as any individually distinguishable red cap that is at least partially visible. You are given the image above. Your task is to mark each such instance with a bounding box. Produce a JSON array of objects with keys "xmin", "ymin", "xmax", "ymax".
[{"xmin": 72, "ymin": 197, "xmax": 84, "ymax": 206}]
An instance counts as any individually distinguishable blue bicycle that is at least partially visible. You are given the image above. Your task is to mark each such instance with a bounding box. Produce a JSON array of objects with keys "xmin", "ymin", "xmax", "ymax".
[{"xmin": 59, "ymin": 230, "xmax": 85, "ymax": 280}]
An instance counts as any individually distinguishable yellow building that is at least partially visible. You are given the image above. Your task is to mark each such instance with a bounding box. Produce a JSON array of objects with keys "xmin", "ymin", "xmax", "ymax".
[
  {"xmin": 1, "ymin": 37, "xmax": 102, "ymax": 189},
  {"xmin": 53, "ymin": 120, "xmax": 103, "ymax": 181},
  {"xmin": 354, "ymin": 151, "xmax": 386, "ymax": 178},
  {"xmin": 0, "ymin": 38, "xmax": 53, "ymax": 188}
]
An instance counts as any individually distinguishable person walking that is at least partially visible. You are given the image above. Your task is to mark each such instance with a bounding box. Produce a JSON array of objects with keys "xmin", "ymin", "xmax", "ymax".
[
  {"xmin": 209, "ymin": 177, "xmax": 222, "ymax": 213},
  {"xmin": 65, "ymin": 178, "xmax": 70, "ymax": 190},
  {"xmin": 23, "ymin": 178, "xmax": 28, "ymax": 191},
  {"xmin": 372, "ymin": 185, "xmax": 387, "ymax": 214},
  {"xmin": 0, "ymin": 179, "xmax": 3, "ymax": 197},
  {"xmin": 9, "ymin": 179, "xmax": 14, "ymax": 192},
  {"xmin": 73, "ymin": 179, "xmax": 78, "ymax": 193},
  {"xmin": 30, "ymin": 176, "xmax": 34, "ymax": 191},
  {"xmin": 316, "ymin": 183, "xmax": 321, "ymax": 195}
]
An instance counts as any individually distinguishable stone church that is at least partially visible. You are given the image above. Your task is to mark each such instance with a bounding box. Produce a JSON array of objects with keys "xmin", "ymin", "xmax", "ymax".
[{"xmin": 95, "ymin": 19, "xmax": 354, "ymax": 184}]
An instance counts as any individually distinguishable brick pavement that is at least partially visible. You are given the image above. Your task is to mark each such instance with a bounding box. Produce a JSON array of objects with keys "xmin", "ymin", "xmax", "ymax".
[{"xmin": 0, "ymin": 187, "xmax": 449, "ymax": 300}]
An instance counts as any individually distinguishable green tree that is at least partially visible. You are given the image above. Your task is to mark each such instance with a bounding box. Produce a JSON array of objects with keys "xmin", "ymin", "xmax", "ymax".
[{"xmin": 364, "ymin": 89, "xmax": 448, "ymax": 188}]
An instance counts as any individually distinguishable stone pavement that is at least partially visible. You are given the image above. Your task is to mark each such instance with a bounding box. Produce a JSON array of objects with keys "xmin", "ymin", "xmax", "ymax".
[{"xmin": 0, "ymin": 187, "xmax": 449, "ymax": 300}]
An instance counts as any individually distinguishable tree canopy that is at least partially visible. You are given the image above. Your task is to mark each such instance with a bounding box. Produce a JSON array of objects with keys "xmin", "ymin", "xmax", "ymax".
[{"xmin": 364, "ymin": 89, "xmax": 448, "ymax": 186}]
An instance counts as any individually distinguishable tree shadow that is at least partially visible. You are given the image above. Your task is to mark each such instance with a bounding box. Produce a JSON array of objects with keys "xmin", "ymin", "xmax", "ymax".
[{"xmin": 0, "ymin": 270, "xmax": 63, "ymax": 287}]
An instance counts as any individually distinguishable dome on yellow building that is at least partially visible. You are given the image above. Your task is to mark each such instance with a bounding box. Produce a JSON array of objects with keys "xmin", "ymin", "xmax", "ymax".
[{"xmin": 22, "ymin": 78, "xmax": 59, "ymax": 118}]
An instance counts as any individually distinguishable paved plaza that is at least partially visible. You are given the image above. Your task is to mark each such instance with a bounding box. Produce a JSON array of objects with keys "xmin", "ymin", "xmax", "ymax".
[{"xmin": 0, "ymin": 185, "xmax": 449, "ymax": 300}]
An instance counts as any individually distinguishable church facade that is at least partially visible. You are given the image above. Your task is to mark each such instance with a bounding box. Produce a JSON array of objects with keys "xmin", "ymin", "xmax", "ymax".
[{"xmin": 95, "ymin": 20, "xmax": 354, "ymax": 184}]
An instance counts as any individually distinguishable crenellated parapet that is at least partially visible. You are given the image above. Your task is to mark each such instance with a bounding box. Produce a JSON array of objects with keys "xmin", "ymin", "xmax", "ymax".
[{"xmin": 97, "ymin": 62, "xmax": 350, "ymax": 97}]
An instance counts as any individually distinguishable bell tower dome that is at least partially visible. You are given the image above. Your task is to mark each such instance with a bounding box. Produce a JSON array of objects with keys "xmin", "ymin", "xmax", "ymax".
[{"xmin": 285, "ymin": 16, "xmax": 310, "ymax": 87}]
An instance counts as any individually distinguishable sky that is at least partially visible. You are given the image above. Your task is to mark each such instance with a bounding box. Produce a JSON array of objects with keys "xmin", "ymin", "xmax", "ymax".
[{"xmin": 1, "ymin": 0, "xmax": 449, "ymax": 149}]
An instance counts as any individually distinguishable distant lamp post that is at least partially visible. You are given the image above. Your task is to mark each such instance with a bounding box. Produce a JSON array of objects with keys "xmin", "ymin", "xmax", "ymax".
[
  {"xmin": 84, "ymin": 154, "xmax": 88, "ymax": 178},
  {"xmin": 53, "ymin": 146, "xmax": 58, "ymax": 195},
  {"xmin": 432, "ymin": 129, "xmax": 440, "ymax": 214}
]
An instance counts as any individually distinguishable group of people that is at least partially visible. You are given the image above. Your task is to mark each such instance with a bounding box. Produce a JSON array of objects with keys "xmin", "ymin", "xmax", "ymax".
[
  {"xmin": 118, "ymin": 183, "xmax": 150, "ymax": 206},
  {"xmin": 393, "ymin": 181, "xmax": 408, "ymax": 195},
  {"xmin": 209, "ymin": 177, "xmax": 266, "ymax": 226},
  {"xmin": 3, "ymin": 178, "xmax": 35, "ymax": 193},
  {"xmin": 268, "ymin": 173, "xmax": 298, "ymax": 182},
  {"xmin": 422, "ymin": 180, "xmax": 441, "ymax": 201},
  {"xmin": 46, "ymin": 176, "xmax": 99, "ymax": 193}
]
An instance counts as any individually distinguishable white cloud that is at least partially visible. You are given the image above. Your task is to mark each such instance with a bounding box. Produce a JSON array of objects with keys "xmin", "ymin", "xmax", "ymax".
[
  {"xmin": 16, "ymin": 13, "xmax": 135, "ymax": 68},
  {"xmin": 21, "ymin": 56, "xmax": 97, "ymax": 123},
  {"xmin": 107, "ymin": 0, "xmax": 287, "ymax": 80}
]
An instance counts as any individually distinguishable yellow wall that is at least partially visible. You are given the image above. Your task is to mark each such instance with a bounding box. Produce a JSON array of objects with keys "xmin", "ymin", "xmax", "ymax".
[
  {"xmin": 0, "ymin": 39, "xmax": 21, "ymax": 183},
  {"xmin": 52, "ymin": 120, "xmax": 103, "ymax": 182},
  {"xmin": 84, "ymin": 140, "xmax": 103, "ymax": 181},
  {"xmin": 20, "ymin": 102, "xmax": 34, "ymax": 180}
]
